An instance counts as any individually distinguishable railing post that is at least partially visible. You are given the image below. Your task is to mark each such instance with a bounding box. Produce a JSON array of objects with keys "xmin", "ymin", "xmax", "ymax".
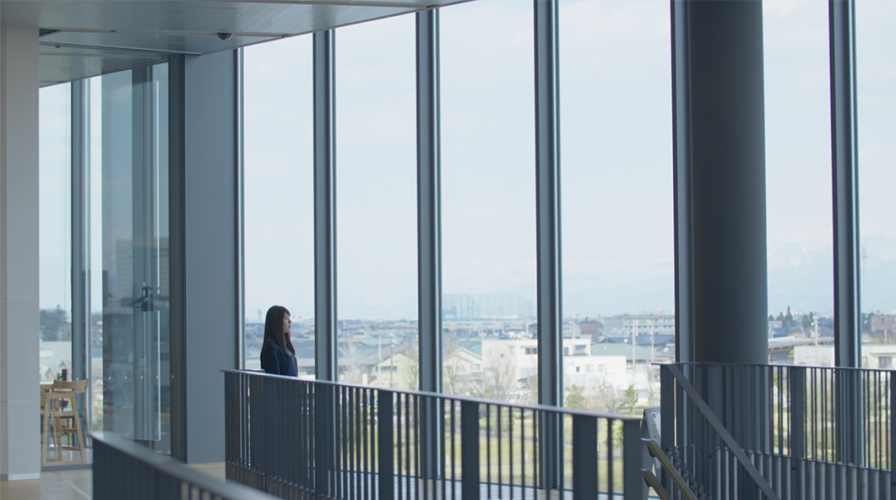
[
  {"xmin": 660, "ymin": 365, "xmax": 675, "ymax": 485},
  {"xmin": 315, "ymin": 384, "xmax": 334, "ymax": 497},
  {"xmin": 572, "ymin": 415, "xmax": 597, "ymax": 500},
  {"xmin": 460, "ymin": 401, "xmax": 480, "ymax": 500},
  {"xmin": 623, "ymin": 418, "xmax": 645, "ymax": 500},
  {"xmin": 378, "ymin": 391, "xmax": 394, "ymax": 500},
  {"xmin": 790, "ymin": 367, "xmax": 806, "ymax": 500},
  {"xmin": 891, "ymin": 373, "xmax": 896, "ymax": 500}
]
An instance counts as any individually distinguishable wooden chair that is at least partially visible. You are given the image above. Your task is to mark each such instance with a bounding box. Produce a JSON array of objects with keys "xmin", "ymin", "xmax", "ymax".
[
  {"xmin": 40, "ymin": 389, "xmax": 60, "ymax": 465},
  {"xmin": 42, "ymin": 379, "xmax": 88, "ymax": 465}
]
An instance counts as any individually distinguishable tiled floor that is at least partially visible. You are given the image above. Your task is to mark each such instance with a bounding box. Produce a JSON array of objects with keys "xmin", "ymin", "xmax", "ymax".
[{"xmin": 0, "ymin": 463, "xmax": 227, "ymax": 500}]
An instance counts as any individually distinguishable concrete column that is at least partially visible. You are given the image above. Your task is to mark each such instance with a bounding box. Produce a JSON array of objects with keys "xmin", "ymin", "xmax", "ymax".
[
  {"xmin": 675, "ymin": 2, "xmax": 768, "ymax": 364},
  {"xmin": 169, "ymin": 50, "xmax": 240, "ymax": 463},
  {"xmin": 0, "ymin": 26, "xmax": 40, "ymax": 480}
]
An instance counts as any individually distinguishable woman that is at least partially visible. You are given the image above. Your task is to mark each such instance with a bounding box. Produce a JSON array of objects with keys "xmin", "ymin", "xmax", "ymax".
[{"xmin": 260, "ymin": 305, "xmax": 298, "ymax": 376}]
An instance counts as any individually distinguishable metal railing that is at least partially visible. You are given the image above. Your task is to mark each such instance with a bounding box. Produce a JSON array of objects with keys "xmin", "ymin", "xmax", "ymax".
[
  {"xmin": 661, "ymin": 362, "xmax": 895, "ymax": 500},
  {"xmin": 224, "ymin": 369, "xmax": 645, "ymax": 499},
  {"xmin": 92, "ymin": 430, "xmax": 277, "ymax": 500}
]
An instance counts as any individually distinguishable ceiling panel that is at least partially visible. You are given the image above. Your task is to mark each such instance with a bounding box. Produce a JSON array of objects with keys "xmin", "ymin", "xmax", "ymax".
[
  {"xmin": 39, "ymin": 44, "xmax": 167, "ymax": 86},
  {"xmin": 4, "ymin": 0, "xmax": 471, "ymax": 85},
  {"xmin": 40, "ymin": 31, "xmax": 278, "ymax": 56}
]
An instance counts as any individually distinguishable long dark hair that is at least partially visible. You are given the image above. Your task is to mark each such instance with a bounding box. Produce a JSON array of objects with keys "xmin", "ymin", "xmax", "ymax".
[{"xmin": 264, "ymin": 305, "xmax": 294, "ymax": 357}]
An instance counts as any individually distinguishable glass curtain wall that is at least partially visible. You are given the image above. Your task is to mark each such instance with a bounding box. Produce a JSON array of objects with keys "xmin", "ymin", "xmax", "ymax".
[
  {"xmin": 441, "ymin": 0, "xmax": 536, "ymax": 401},
  {"xmin": 763, "ymin": 0, "xmax": 834, "ymax": 366},
  {"xmin": 95, "ymin": 63, "xmax": 171, "ymax": 452},
  {"xmin": 559, "ymin": 0, "xmax": 673, "ymax": 410},
  {"xmin": 39, "ymin": 83, "xmax": 73, "ymax": 383},
  {"xmin": 243, "ymin": 37, "xmax": 315, "ymax": 373},
  {"xmin": 857, "ymin": 0, "xmax": 896, "ymax": 368},
  {"xmin": 336, "ymin": 15, "xmax": 418, "ymax": 388}
]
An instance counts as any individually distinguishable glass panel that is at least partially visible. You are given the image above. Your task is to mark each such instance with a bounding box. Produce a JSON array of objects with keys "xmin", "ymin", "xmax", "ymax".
[
  {"xmin": 763, "ymin": 0, "xmax": 833, "ymax": 365},
  {"xmin": 857, "ymin": 0, "xmax": 896, "ymax": 367},
  {"xmin": 39, "ymin": 83, "xmax": 73, "ymax": 382},
  {"xmin": 559, "ymin": 0, "xmax": 672, "ymax": 409},
  {"xmin": 442, "ymin": 0, "xmax": 536, "ymax": 400},
  {"xmin": 243, "ymin": 37, "xmax": 315, "ymax": 374},
  {"xmin": 336, "ymin": 15, "xmax": 418, "ymax": 387},
  {"xmin": 99, "ymin": 64, "xmax": 170, "ymax": 452}
]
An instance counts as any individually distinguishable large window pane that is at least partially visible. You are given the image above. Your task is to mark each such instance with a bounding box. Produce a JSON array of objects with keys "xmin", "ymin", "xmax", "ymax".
[
  {"xmin": 243, "ymin": 37, "xmax": 315, "ymax": 374},
  {"xmin": 39, "ymin": 83, "xmax": 73, "ymax": 384},
  {"xmin": 763, "ymin": 0, "xmax": 833, "ymax": 365},
  {"xmin": 857, "ymin": 0, "xmax": 896, "ymax": 367},
  {"xmin": 336, "ymin": 15, "xmax": 418, "ymax": 387},
  {"xmin": 559, "ymin": 0, "xmax": 672, "ymax": 411},
  {"xmin": 97, "ymin": 64, "xmax": 171, "ymax": 452},
  {"xmin": 442, "ymin": 0, "xmax": 536, "ymax": 401}
]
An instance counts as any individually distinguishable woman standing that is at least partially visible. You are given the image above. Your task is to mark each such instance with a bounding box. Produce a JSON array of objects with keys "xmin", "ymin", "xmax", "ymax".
[{"xmin": 260, "ymin": 305, "xmax": 298, "ymax": 376}]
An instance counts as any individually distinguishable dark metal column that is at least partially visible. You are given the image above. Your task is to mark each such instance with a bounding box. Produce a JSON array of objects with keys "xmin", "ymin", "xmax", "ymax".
[
  {"xmin": 314, "ymin": 30, "xmax": 338, "ymax": 382},
  {"xmin": 674, "ymin": 0, "xmax": 768, "ymax": 365},
  {"xmin": 416, "ymin": 8, "xmax": 443, "ymax": 481},
  {"xmin": 829, "ymin": 0, "xmax": 861, "ymax": 369},
  {"xmin": 534, "ymin": 0, "xmax": 562, "ymax": 490},
  {"xmin": 671, "ymin": 0, "xmax": 694, "ymax": 364},
  {"xmin": 71, "ymin": 79, "xmax": 91, "ymax": 385},
  {"xmin": 829, "ymin": 0, "xmax": 863, "ymax": 467},
  {"xmin": 236, "ymin": 48, "xmax": 246, "ymax": 369}
]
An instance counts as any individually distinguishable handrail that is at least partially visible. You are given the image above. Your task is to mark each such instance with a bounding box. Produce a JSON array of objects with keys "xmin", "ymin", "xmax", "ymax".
[
  {"xmin": 664, "ymin": 364, "xmax": 780, "ymax": 500},
  {"xmin": 224, "ymin": 369, "xmax": 648, "ymax": 499},
  {"xmin": 641, "ymin": 438, "xmax": 698, "ymax": 500},
  {"xmin": 92, "ymin": 431, "xmax": 276, "ymax": 500},
  {"xmin": 221, "ymin": 368, "xmax": 638, "ymax": 421}
]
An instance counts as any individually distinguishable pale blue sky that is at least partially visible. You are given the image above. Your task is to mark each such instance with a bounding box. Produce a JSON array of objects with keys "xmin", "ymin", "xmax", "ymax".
[{"xmin": 39, "ymin": 0, "xmax": 896, "ymax": 321}]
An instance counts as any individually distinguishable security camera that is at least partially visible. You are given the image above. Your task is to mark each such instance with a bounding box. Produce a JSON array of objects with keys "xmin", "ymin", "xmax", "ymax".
[{"xmin": 217, "ymin": 32, "xmax": 233, "ymax": 41}]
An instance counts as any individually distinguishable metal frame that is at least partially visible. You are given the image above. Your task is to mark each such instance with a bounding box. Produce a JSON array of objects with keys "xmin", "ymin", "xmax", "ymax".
[
  {"xmin": 314, "ymin": 29, "xmax": 338, "ymax": 382},
  {"xmin": 70, "ymin": 79, "xmax": 91, "ymax": 437},
  {"xmin": 415, "ymin": 8, "xmax": 443, "ymax": 481},
  {"xmin": 670, "ymin": 0, "xmax": 694, "ymax": 364},
  {"xmin": 168, "ymin": 54, "xmax": 188, "ymax": 460},
  {"xmin": 236, "ymin": 47, "xmax": 246, "ymax": 369},
  {"xmin": 829, "ymin": 0, "xmax": 861, "ymax": 370},
  {"xmin": 534, "ymin": 0, "xmax": 563, "ymax": 489},
  {"xmin": 71, "ymin": 79, "xmax": 90, "ymax": 384}
]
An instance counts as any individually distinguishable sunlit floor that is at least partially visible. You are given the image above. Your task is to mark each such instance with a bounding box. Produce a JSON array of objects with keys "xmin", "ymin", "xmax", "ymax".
[{"xmin": 0, "ymin": 463, "xmax": 227, "ymax": 500}]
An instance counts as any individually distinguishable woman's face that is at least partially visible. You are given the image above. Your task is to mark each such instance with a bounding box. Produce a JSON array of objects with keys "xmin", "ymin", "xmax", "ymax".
[{"xmin": 282, "ymin": 312, "xmax": 292, "ymax": 334}]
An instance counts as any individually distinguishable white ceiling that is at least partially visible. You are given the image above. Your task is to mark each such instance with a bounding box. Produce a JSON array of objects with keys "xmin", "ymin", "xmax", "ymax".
[{"xmin": 1, "ymin": 0, "xmax": 470, "ymax": 86}]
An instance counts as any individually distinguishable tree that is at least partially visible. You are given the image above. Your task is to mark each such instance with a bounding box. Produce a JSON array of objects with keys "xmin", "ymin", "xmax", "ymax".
[
  {"xmin": 622, "ymin": 384, "xmax": 638, "ymax": 415},
  {"xmin": 40, "ymin": 306, "xmax": 69, "ymax": 341},
  {"xmin": 785, "ymin": 306, "xmax": 793, "ymax": 328},
  {"xmin": 565, "ymin": 385, "xmax": 585, "ymax": 409}
]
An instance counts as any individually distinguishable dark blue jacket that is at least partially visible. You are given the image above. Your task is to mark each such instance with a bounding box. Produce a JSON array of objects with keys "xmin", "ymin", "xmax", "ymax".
[{"xmin": 260, "ymin": 339, "xmax": 298, "ymax": 376}]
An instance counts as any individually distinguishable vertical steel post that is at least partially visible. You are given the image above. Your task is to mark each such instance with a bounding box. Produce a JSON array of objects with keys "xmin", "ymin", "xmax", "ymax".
[
  {"xmin": 71, "ymin": 79, "xmax": 92, "ymax": 440},
  {"xmin": 314, "ymin": 30, "xmax": 338, "ymax": 382},
  {"xmin": 622, "ymin": 419, "xmax": 646, "ymax": 500},
  {"xmin": 460, "ymin": 401, "xmax": 480, "ymax": 500},
  {"xmin": 71, "ymin": 79, "xmax": 91, "ymax": 394},
  {"xmin": 829, "ymin": 0, "xmax": 863, "ymax": 467},
  {"xmin": 416, "ymin": 7, "xmax": 444, "ymax": 481},
  {"xmin": 829, "ymin": 0, "xmax": 861, "ymax": 371},
  {"xmin": 572, "ymin": 415, "xmax": 597, "ymax": 500},
  {"xmin": 670, "ymin": 0, "xmax": 694, "ymax": 365},
  {"xmin": 534, "ymin": 0, "xmax": 563, "ymax": 490},
  {"xmin": 168, "ymin": 54, "xmax": 187, "ymax": 460},
  {"xmin": 378, "ymin": 391, "xmax": 395, "ymax": 500},
  {"xmin": 791, "ymin": 367, "xmax": 806, "ymax": 500},
  {"xmin": 236, "ymin": 48, "xmax": 246, "ymax": 369}
]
